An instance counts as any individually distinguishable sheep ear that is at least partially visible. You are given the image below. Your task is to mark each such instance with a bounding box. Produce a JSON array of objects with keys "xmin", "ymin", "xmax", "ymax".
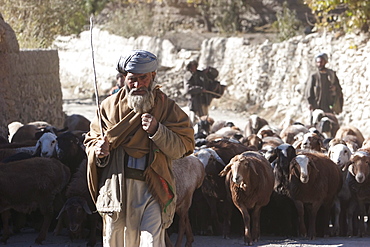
[
  {"xmin": 348, "ymin": 164, "xmax": 355, "ymax": 176},
  {"xmin": 342, "ymin": 161, "xmax": 352, "ymax": 171},
  {"xmin": 309, "ymin": 158, "xmax": 320, "ymax": 172},
  {"xmin": 249, "ymin": 162, "xmax": 259, "ymax": 176},
  {"xmin": 219, "ymin": 163, "xmax": 232, "ymax": 177},
  {"xmin": 33, "ymin": 140, "xmax": 41, "ymax": 156},
  {"xmin": 56, "ymin": 204, "xmax": 67, "ymax": 219},
  {"xmin": 289, "ymin": 160, "xmax": 299, "ymax": 179}
]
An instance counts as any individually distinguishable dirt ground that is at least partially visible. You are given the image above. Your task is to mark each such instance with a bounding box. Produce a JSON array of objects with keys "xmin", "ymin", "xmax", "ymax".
[{"xmin": 4, "ymin": 98, "xmax": 369, "ymax": 247}]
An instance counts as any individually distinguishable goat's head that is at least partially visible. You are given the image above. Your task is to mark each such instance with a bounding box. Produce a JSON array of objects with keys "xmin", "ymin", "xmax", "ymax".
[
  {"xmin": 34, "ymin": 132, "xmax": 58, "ymax": 157},
  {"xmin": 301, "ymin": 132, "xmax": 323, "ymax": 151},
  {"xmin": 56, "ymin": 132, "xmax": 81, "ymax": 161},
  {"xmin": 328, "ymin": 143, "xmax": 352, "ymax": 169},
  {"xmin": 273, "ymin": 144, "xmax": 296, "ymax": 193},
  {"xmin": 289, "ymin": 154, "xmax": 319, "ymax": 184},
  {"xmin": 225, "ymin": 153, "xmax": 259, "ymax": 189},
  {"xmin": 347, "ymin": 150, "xmax": 370, "ymax": 183}
]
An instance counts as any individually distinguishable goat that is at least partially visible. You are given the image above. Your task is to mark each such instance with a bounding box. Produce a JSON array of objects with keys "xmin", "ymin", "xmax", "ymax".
[
  {"xmin": 334, "ymin": 126, "xmax": 365, "ymax": 151},
  {"xmin": 63, "ymin": 114, "xmax": 91, "ymax": 132},
  {"xmin": 260, "ymin": 136, "xmax": 284, "ymax": 163},
  {"xmin": 344, "ymin": 148, "xmax": 370, "ymax": 237},
  {"xmin": 194, "ymin": 140, "xmax": 251, "ymax": 236},
  {"xmin": 244, "ymin": 114, "xmax": 269, "ymax": 137},
  {"xmin": 166, "ymin": 155, "xmax": 205, "ymax": 247},
  {"xmin": 56, "ymin": 131, "xmax": 87, "ymax": 176},
  {"xmin": 219, "ymin": 151, "xmax": 274, "ymax": 245},
  {"xmin": 55, "ymin": 159, "xmax": 100, "ymax": 246},
  {"xmin": 280, "ymin": 123, "xmax": 309, "ymax": 145},
  {"xmin": 285, "ymin": 152, "xmax": 342, "ymax": 239},
  {"xmin": 0, "ymin": 157, "xmax": 70, "ymax": 244},
  {"xmin": 299, "ymin": 132, "xmax": 324, "ymax": 152},
  {"xmin": 270, "ymin": 144, "xmax": 299, "ymax": 236},
  {"xmin": 311, "ymin": 109, "xmax": 339, "ymax": 138},
  {"xmin": 0, "ymin": 132, "xmax": 58, "ymax": 163},
  {"xmin": 327, "ymin": 143, "xmax": 353, "ymax": 236}
]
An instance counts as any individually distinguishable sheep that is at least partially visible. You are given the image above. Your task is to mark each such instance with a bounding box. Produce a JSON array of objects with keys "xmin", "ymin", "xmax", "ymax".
[
  {"xmin": 0, "ymin": 131, "xmax": 58, "ymax": 162},
  {"xmin": 166, "ymin": 155, "xmax": 205, "ymax": 247},
  {"xmin": 270, "ymin": 144, "xmax": 300, "ymax": 237},
  {"xmin": 206, "ymin": 126, "xmax": 243, "ymax": 143},
  {"xmin": 311, "ymin": 109, "xmax": 339, "ymax": 138},
  {"xmin": 194, "ymin": 140, "xmax": 251, "ymax": 236},
  {"xmin": 55, "ymin": 159, "xmax": 100, "ymax": 247},
  {"xmin": 334, "ymin": 125, "xmax": 365, "ymax": 151},
  {"xmin": 344, "ymin": 148, "xmax": 370, "ymax": 237},
  {"xmin": 260, "ymin": 136, "xmax": 284, "ymax": 163},
  {"xmin": 240, "ymin": 134, "xmax": 262, "ymax": 151},
  {"xmin": 280, "ymin": 123, "xmax": 309, "ymax": 145},
  {"xmin": 219, "ymin": 151, "xmax": 274, "ymax": 245},
  {"xmin": 327, "ymin": 143, "xmax": 353, "ymax": 236},
  {"xmin": 299, "ymin": 132, "xmax": 324, "ymax": 152},
  {"xmin": 63, "ymin": 114, "xmax": 91, "ymax": 132},
  {"xmin": 0, "ymin": 157, "xmax": 70, "ymax": 244},
  {"xmin": 244, "ymin": 114, "xmax": 269, "ymax": 137},
  {"xmin": 56, "ymin": 131, "xmax": 87, "ymax": 176},
  {"xmin": 284, "ymin": 152, "xmax": 342, "ymax": 239}
]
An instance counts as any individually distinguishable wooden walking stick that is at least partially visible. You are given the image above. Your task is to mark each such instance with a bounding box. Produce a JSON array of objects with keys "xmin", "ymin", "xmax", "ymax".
[{"xmin": 89, "ymin": 15, "xmax": 104, "ymax": 137}]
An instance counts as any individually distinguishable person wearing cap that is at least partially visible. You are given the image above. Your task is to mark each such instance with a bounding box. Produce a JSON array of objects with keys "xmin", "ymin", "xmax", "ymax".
[
  {"xmin": 84, "ymin": 50, "xmax": 195, "ymax": 246},
  {"xmin": 306, "ymin": 53, "xmax": 343, "ymax": 114},
  {"xmin": 184, "ymin": 60, "xmax": 212, "ymax": 125}
]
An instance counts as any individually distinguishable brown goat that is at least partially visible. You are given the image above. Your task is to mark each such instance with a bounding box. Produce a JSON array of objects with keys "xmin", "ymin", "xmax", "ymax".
[
  {"xmin": 344, "ymin": 148, "xmax": 370, "ymax": 237},
  {"xmin": 219, "ymin": 151, "xmax": 274, "ymax": 245},
  {"xmin": 166, "ymin": 155, "xmax": 205, "ymax": 247},
  {"xmin": 287, "ymin": 152, "xmax": 342, "ymax": 239}
]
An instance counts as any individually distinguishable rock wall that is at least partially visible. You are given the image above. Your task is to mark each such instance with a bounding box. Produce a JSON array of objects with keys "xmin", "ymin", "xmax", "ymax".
[
  {"xmin": 0, "ymin": 17, "xmax": 64, "ymax": 140},
  {"xmin": 54, "ymin": 29, "xmax": 370, "ymax": 138}
]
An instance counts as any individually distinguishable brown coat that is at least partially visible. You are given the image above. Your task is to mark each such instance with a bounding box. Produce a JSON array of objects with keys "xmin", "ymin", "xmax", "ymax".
[{"xmin": 84, "ymin": 87, "xmax": 194, "ymax": 228}]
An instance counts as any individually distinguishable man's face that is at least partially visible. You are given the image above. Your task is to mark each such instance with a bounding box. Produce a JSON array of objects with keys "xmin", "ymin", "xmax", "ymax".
[
  {"xmin": 125, "ymin": 72, "xmax": 156, "ymax": 94},
  {"xmin": 315, "ymin": 57, "xmax": 326, "ymax": 70},
  {"xmin": 124, "ymin": 71, "xmax": 156, "ymax": 113}
]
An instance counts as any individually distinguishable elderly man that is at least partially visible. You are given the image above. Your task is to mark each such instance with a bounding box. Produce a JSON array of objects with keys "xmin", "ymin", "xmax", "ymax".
[
  {"xmin": 84, "ymin": 50, "xmax": 195, "ymax": 247},
  {"xmin": 306, "ymin": 53, "xmax": 343, "ymax": 114}
]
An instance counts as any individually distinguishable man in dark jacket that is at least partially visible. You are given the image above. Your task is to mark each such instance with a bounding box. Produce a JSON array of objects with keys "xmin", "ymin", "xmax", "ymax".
[
  {"xmin": 306, "ymin": 53, "xmax": 343, "ymax": 114},
  {"xmin": 183, "ymin": 60, "xmax": 212, "ymax": 124}
]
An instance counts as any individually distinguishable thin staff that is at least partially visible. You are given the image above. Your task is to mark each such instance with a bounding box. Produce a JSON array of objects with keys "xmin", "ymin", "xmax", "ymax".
[{"xmin": 90, "ymin": 15, "xmax": 104, "ymax": 136}]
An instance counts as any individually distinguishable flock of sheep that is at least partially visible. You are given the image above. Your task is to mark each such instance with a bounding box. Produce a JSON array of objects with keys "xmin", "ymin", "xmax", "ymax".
[{"xmin": 1, "ymin": 107, "xmax": 370, "ymax": 247}]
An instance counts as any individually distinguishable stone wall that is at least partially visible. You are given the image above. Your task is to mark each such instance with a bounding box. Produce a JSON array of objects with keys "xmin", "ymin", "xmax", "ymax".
[
  {"xmin": 55, "ymin": 29, "xmax": 370, "ymax": 138},
  {"xmin": 0, "ymin": 17, "xmax": 64, "ymax": 140}
]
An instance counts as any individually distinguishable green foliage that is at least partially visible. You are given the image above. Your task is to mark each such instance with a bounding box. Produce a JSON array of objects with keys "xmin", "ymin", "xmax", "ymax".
[
  {"xmin": 304, "ymin": 0, "xmax": 370, "ymax": 33},
  {"xmin": 272, "ymin": 1, "xmax": 302, "ymax": 41},
  {"xmin": 191, "ymin": 0, "xmax": 247, "ymax": 33},
  {"xmin": 0, "ymin": 0, "xmax": 103, "ymax": 48},
  {"xmin": 101, "ymin": 2, "xmax": 155, "ymax": 37}
]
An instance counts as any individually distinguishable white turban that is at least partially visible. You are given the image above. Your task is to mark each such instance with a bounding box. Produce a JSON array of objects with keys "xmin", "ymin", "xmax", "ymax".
[{"xmin": 117, "ymin": 50, "xmax": 158, "ymax": 74}]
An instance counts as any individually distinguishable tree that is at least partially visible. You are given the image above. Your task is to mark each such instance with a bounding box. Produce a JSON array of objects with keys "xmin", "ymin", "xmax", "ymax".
[
  {"xmin": 0, "ymin": 0, "xmax": 105, "ymax": 48},
  {"xmin": 304, "ymin": 0, "xmax": 370, "ymax": 33}
]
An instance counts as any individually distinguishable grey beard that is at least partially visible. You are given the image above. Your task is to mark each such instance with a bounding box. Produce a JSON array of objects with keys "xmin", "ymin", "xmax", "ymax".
[{"xmin": 126, "ymin": 87, "xmax": 155, "ymax": 113}]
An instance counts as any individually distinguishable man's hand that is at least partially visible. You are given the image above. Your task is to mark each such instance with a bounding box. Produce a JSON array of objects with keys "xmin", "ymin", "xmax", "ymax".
[
  {"xmin": 141, "ymin": 113, "xmax": 158, "ymax": 135},
  {"xmin": 95, "ymin": 136, "xmax": 110, "ymax": 158}
]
